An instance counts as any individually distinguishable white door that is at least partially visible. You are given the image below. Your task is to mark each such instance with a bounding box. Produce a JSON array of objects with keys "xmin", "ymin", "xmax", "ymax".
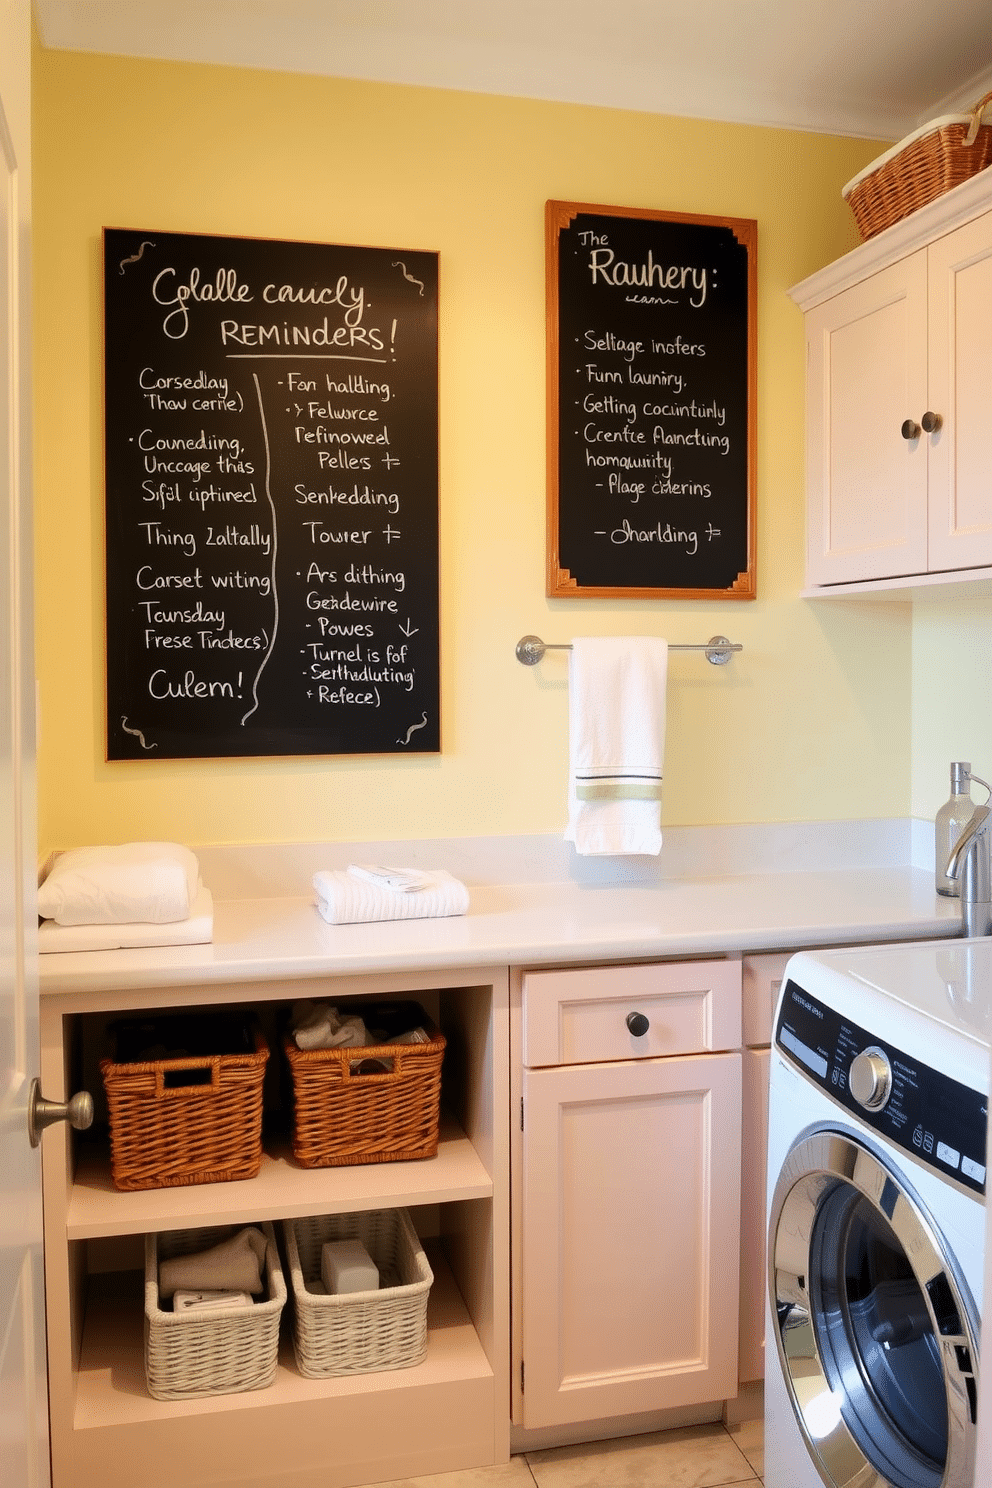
[
  {"xmin": 520, "ymin": 1051, "xmax": 742, "ymax": 1429},
  {"xmin": 926, "ymin": 210, "xmax": 992, "ymax": 574},
  {"xmin": 804, "ymin": 250, "xmax": 929, "ymax": 586},
  {"xmin": 0, "ymin": 3, "xmax": 46, "ymax": 1486}
]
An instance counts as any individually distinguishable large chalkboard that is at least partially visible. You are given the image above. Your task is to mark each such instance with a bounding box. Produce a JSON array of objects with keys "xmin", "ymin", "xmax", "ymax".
[
  {"xmin": 103, "ymin": 228, "xmax": 439, "ymax": 760},
  {"xmin": 547, "ymin": 202, "xmax": 756, "ymax": 599}
]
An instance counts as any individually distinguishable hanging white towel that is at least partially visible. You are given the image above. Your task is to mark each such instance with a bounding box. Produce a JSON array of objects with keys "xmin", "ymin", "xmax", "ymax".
[{"xmin": 564, "ymin": 636, "xmax": 668, "ymax": 856}]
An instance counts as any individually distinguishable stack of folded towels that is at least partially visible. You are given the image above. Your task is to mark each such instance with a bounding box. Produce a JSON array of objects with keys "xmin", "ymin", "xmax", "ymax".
[
  {"xmin": 159, "ymin": 1226, "xmax": 268, "ymax": 1314},
  {"xmin": 312, "ymin": 863, "xmax": 469, "ymax": 926},
  {"xmin": 37, "ymin": 841, "xmax": 213, "ymax": 953}
]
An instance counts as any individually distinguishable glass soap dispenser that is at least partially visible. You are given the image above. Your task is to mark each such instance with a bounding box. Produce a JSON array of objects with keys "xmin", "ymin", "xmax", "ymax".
[{"xmin": 935, "ymin": 762, "xmax": 990, "ymax": 896}]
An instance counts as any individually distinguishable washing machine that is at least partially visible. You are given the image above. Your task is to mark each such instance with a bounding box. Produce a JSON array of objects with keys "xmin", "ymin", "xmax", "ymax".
[{"xmin": 765, "ymin": 938, "xmax": 992, "ymax": 1488}]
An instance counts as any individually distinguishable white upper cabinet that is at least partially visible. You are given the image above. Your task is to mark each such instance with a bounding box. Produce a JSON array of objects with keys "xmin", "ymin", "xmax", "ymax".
[
  {"xmin": 791, "ymin": 173, "xmax": 992, "ymax": 594},
  {"xmin": 926, "ymin": 213, "xmax": 992, "ymax": 573}
]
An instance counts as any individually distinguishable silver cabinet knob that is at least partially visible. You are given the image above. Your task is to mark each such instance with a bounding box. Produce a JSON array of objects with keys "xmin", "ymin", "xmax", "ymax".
[
  {"xmin": 849, "ymin": 1048, "xmax": 892, "ymax": 1111},
  {"xmin": 901, "ymin": 419, "xmax": 920, "ymax": 440},
  {"xmin": 921, "ymin": 410, "xmax": 942, "ymax": 434},
  {"xmin": 28, "ymin": 1077, "xmax": 94, "ymax": 1147}
]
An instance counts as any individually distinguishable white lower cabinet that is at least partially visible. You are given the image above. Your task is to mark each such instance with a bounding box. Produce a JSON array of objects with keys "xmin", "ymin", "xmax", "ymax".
[
  {"xmin": 40, "ymin": 967, "xmax": 510, "ymax": 1488},
  {"xmin": 514, "ymin": 959, "xmax": 743, "ymax": 1431}
]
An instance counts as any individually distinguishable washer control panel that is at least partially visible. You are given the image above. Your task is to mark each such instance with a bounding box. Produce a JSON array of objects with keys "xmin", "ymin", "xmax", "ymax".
[{"xmin": 776, "ymin": 978, "xmax": 988, "ymax": 1196}]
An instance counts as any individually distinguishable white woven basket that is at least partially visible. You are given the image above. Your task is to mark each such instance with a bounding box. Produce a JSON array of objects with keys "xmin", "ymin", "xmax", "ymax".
[
  {"xmin": 144, "ymin": 1222, "xmax": 286, "ymax": 1399},
  {"xmin": 283, "ymin": 1208, "xmax": 433, "ymax": 1377}
]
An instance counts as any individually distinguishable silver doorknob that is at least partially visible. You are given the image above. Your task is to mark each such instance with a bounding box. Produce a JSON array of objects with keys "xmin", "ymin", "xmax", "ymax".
[
  {"xmin": 28, "ymin": 1077, "xmax": 94, "ymax": 1147},
  {"xmin": 921, "ymin": 410, "xmax": 943, "ymax": 434}
]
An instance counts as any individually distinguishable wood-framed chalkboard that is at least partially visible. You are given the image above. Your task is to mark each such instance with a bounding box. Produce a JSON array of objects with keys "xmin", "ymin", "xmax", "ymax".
[
  {"xmin": 546, "ymin": 201, "xmax": 756, "ymax": 599},
  {"xmin": 103, "ymin": 227, "xmax": 439, "ymax": 761}
]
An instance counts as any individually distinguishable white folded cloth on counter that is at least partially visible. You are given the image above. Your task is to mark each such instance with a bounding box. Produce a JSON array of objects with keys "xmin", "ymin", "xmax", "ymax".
[
  {"xmin": 564, "ymin": 637, "xmax": 668, "ymax": 857},
  {"xmin": 37, "ymin": 842, "xmax": 201, "ymax": 925},
  {"xmin": 159, "ymin": 1226, "xmax": 268, "ymax": 1300},
  {"xmin": 313, "ymin": 865, "xmax": 469, "ymax": 925},
  {"xmin": 37, "ymin": 886, "xmax": 214, "ymax": 954}
]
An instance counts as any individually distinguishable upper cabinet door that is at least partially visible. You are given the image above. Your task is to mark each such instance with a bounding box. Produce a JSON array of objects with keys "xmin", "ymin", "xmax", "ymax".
[
  {"xmin": 805, "ymin": 250, "xmax": 929, "ymax": 587},
  {"xmin": 926, "ymin": 210, "xmax": 992, "ymax": 573}
]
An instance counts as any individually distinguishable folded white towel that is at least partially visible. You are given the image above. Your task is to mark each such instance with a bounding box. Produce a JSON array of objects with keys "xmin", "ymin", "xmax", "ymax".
[
  {"xmin": 564, "ymin": 637, "xmax": 668, "ymax": 857},
  {"xmin": 159, "ymin": 1226, "xmax": 268, "ymax": 1299},
  {"xmin": 37, "ymin": 886, "xmax": 214, "ymax": 954},
  {"xmin": 313, "ymin": 867, "xmax": 469, "ymax": 925},
  {"xmin": 37, "ymin": 842, "xmax": 201, "ymax": 926}
]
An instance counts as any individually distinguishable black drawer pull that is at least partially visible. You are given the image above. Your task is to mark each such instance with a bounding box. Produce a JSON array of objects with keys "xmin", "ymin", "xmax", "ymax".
[{"xmin": 626, "ymin": 1011, "xmax": 650, "ymax": 1037}]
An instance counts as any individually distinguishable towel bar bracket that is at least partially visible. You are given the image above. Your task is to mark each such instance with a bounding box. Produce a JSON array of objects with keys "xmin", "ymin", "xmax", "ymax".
[{"xmin": 515, "ymin": 635, "xmax": 741, "ymax": 667}]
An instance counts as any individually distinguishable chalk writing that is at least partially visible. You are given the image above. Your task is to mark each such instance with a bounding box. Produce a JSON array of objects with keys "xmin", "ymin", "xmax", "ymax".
[
  {"xmin": 104, "ymin": 228, "xmax": 439, "ymax": 759},
  {"xmin": 547, "ymin": 202, "xmax": 756, "ymax": 598}
]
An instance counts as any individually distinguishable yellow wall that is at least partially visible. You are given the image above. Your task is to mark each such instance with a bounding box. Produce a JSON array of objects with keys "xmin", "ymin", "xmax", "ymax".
[
  {"xmin": 32, "ymin": 46, "xmax": 900, "ymax": 854},
  {"xmin": 912, "ymin": 596, "xmax": 992, "ymax": 822}
]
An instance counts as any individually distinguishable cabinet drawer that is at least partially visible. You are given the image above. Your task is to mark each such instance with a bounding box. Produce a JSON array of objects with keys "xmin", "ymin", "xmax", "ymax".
[{"xmin": 521, "ymin": 958, "xmax": 741, "ymax": 1067}]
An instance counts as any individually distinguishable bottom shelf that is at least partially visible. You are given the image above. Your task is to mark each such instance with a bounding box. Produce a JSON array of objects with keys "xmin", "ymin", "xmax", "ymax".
[{"xmin": 63, "ymin": 1243, "xmax": 497, "ymax": 1488}]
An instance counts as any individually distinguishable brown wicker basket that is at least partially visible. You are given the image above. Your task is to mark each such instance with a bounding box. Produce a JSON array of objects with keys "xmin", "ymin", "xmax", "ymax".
[
  {"xmin": 284, "ymin": 1002, "xmax": 445, "ymax": 1168},
  {"xmin": 843, "ymin": 92, "xmax": 992, "ymax": 241},
  {"xmin": 100, "ymin": 1013, "xmax": 269, "ymax": 1191}
]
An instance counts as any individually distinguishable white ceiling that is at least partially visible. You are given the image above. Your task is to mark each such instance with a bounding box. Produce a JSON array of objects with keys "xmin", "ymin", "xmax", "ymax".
[{"xmin": 32, "ymin": 0, "xmax": 992, "ymax": 141}]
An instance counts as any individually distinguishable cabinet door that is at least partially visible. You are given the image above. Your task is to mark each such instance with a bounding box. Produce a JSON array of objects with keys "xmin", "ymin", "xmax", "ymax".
[
  {"xmin": 805, "ymin": 251, "xmax": 929, "ymax": 585},
  {"xmin": 926, "ymin": 211, "xmax": 992, "ymax": 572},
  {"xmin": 519, "ymin": 1052, "xmax": 741, "ymax": 1429}
]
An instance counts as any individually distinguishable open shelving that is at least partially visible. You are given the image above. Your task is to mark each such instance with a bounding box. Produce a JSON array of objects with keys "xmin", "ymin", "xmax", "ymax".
[{"xmin": 40, "ymin": 964, "xmax": 510, "ymax": 1488}]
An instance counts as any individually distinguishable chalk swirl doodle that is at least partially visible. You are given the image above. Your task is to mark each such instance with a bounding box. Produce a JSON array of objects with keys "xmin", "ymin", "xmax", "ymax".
[
  {"xmin": 118, "ymin": 241, "xmax": 156, "ymax": 275},
  {"xmin": 121, "ymin": 716, "xmax": 157, "ymax": 750},
  {"xmin": 392, "ymin": 260, "xmax": 425, "ymax": 296},
  {"xmin": 397, "ymin": 712, "xmax": 428, "ymax": 746}
]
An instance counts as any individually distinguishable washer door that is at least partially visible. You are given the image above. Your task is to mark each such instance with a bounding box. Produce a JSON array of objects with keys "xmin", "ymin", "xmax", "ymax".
[{"xmin": 770, "ymin": 1129, "xmax": 979, "ymax": 1488}]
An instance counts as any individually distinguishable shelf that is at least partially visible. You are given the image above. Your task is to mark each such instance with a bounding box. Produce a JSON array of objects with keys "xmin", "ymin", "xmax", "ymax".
[
  {"xmin": 76, "ymin": 1244, "xmax": 492, "ymax": 1429},
  {"xmin": 68, "ymin": 1115, "xmax": 493, "ymax": 1240},
  {"xmin": 69, "ymin": 1246, "xmax": 499, "ymax": 1488}
]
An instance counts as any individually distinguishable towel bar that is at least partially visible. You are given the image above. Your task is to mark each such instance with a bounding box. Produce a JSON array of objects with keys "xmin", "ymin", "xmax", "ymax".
[{"xmin": 515, "ymin": 635, "xmax": 742, "ymax": 667}]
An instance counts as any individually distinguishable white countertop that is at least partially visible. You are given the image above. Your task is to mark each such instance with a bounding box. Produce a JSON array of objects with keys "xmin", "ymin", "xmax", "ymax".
[{"xmin": 37, "ymin": 826, "xmax": 963, "ymax": 995}]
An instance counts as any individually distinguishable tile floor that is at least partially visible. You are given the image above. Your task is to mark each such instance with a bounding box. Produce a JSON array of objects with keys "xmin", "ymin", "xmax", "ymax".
[{"xmin": 355, "ymin": 1418, "xmax": 764, "ymax": 1488}]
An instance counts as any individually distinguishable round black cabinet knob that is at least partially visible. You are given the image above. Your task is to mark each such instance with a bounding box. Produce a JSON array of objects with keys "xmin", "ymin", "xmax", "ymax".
[
  {"xmin": 921, "ymin": 410, "xmax": 943, "ymax": 434},
  {"xmin": 626, "ymin": 1011, "xmax": 650, "ymax": 1037},
  {"xmin": 901, "ymin": 419, "xmax": 920, "ymax": 440}
]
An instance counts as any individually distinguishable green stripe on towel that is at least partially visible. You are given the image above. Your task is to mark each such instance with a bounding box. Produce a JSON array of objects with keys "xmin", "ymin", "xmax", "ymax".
[{"xmin": 576, "ymin": 781, "xmax": 663, "ymax": 801}]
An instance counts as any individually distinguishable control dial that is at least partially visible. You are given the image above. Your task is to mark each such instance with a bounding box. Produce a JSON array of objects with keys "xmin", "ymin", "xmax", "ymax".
[{"xmin": 849, "ymin": 1046, "xmax": 893, "ymax": 1111}]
